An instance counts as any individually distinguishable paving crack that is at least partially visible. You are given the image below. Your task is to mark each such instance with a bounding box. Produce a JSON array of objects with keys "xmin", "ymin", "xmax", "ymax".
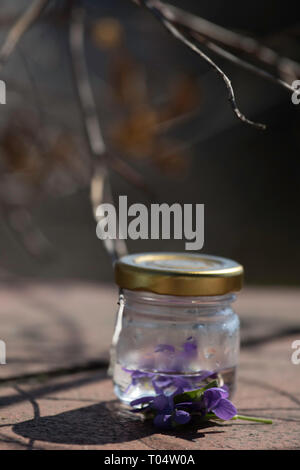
[{"xmin": 0, "ymin": 359, "xmax": 108, "ymax": 387}]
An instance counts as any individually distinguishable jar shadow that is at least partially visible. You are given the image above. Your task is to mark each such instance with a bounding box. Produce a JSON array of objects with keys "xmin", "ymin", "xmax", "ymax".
[
  {"xmin": 13, "ymin": 401, "xmax": 150, "ymax": 446},
  {"xmin": 13, "ymin": 400, "xmax": 224, "ymax": 446}
]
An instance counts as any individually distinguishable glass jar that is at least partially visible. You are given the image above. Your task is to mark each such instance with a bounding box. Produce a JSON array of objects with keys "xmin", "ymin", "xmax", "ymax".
[{"xmin": 111, "ymin": 253, "xmax": 243, "ymax": 404}]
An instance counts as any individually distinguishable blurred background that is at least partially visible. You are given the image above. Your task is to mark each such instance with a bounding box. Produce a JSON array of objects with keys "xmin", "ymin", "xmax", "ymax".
[{"xmin": 0, "ymin": 0, "xmax": 299, "ymax": 286}]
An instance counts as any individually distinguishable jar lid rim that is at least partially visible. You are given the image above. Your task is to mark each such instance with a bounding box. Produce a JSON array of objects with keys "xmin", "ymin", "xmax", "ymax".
[{"xmin": 114, "ymin": 252, "xmax": 243, "ymax": 296}]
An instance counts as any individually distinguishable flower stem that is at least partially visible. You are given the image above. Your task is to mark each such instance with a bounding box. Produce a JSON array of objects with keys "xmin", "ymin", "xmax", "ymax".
[{"xmin": 233, "ymin": 414, "xmax": 272, "ymax": 424}]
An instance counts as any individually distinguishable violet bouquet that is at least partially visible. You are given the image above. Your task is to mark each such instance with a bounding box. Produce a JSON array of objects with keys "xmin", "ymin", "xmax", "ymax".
[
  {"xmin": 123, "ymin": 337, "xmax": 219, "ymax": 396},
  {"xmin": 130, "ymin": 379, "xmax": 272, "ymax": 430}
]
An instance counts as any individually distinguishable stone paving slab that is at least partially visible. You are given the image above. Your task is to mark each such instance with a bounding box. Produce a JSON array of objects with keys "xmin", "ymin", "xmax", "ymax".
[
  {"xmin": 0, "ymin": 281, "xmax": 118, "ymax": 379},
  {"xmin": 0, "ymin": 282, "xmax": 300, "ymax": 380},
  {"xmin": 0, "ymin": 333, "xmax": 299, "ymax": 450}
]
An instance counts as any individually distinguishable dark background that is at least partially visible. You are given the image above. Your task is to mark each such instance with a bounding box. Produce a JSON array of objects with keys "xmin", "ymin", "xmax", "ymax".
[{"xmin": 0, "ymin": 0, "xmax": 299, "ymax": 285}]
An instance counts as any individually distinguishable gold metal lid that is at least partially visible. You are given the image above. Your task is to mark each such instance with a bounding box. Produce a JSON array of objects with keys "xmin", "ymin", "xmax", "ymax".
[{"xmin": 114, "ymin": 252, "xmax": 243, "ymax": 296}]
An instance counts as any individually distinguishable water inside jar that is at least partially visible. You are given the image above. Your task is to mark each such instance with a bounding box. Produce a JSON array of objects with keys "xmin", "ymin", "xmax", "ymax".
[{"xmin": 113, "ymin": 363, "xmax": 237, "ymax": 404}]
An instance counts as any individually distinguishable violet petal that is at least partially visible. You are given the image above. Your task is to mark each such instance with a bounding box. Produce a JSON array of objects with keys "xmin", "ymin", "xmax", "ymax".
[
  {"xmin": 206, "ymin": 386, "xmax": 229, "ymax": 399},
  {"xmin": 153, "ymin": 376, "xmax": 174, "ymax": 389},
  {"xmin": 183, "ymin": 342, "xmax": 197, "ymax": 354},
  {"xmin": 203, "ymin": 388, "xmax": 223, "ymax": 411},
  {"xmin": 219, "ymin": 386, "xmax": 229, "ymax": 399},
  {"xmin": 132, "ymin": 370, "xmax": 153, "ymax": 379},
  {"xmin": 153, "ymin": 394, "xmax": 170, "ymax": 411},
  {"xmin": 174, "ymin": 409, "xmax": 191, "ymax": 425},
  {"xmin": 212, "ymin": 398, "xmax": 237, "ymax": 420},
  {"xmin": 153, "ymin": 413, "xmax": 173, "ymax": 429},
  {"xmin": 220, "ymin": 384, "xmax": 230, "ymax": 397},
  {"xmin": 172, "ymin": 376, "xmax": 192, "ymax": 390}
]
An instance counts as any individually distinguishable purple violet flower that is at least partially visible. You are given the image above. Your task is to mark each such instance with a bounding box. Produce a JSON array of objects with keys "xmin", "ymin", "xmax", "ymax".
[
  {"xmin": 124, "ymin": 337, "xmax": 222, "ymax": 403},
  {"xmin": 129, "ymin": 380, "xmax": 272, "ymax": 429},
  {"xmin": 153, "ymin": 413, "xmax": 173, "ymax": 429},
  {"xmin": 125, "ymin": 339, "xmax": 272, "ymax": 429},
  {"xmin": 203, "ymin": 387, "xmax": 237, "ymax": 420},
  {"xmin": 130, "ymin": 388, "xmax": 191, "ymax": 430},
  {"xmin": 129, "ymin": 381, "xmax": 239, "ymax": 429},
  {"xmin": 182, "ymin": 338, "xmax": 198, "ymax": 357},
  {"xmin": 123, "ymin": 366, "xmax": 218, "ymax": 397},
  {"xmin": 173, "ymin": 410, "xmax": 191, "ymax": 425},
  {"xmin": 152, "ymin": 375, "xmax": 174, "ymax": 393}
]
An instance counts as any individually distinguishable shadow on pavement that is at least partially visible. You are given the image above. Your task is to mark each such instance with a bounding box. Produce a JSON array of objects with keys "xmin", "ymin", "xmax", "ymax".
[
  {"xmin": 13, "ymin": 401, "xmax": 223, "ymax": 446},
  {"xmin": 13, "ymin": 401, "xmax": 155, "ymax": 445}
]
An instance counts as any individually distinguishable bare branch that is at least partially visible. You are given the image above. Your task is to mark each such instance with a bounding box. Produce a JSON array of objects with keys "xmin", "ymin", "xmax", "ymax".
[
  {"xmin": 192, "ymin": 32, "xmax": 294, "ymax": 93},
  {"xmin": 132, "ymin": 0, "xmax": 300, "ymax": 129},
  {"xmin": 0, "ymin": 0, "xmax": 50, "ymax": 71},
  {"xmin": 140, "ymin": 0, "xmax": 266, "ymax": 130},
  {"xmin": 69, "ymin": 9, "xmax": 106, "ymax": 157},
  {"xmin": 148, "ymin": 0, "xmax": 300, "ymax": 83},
  {"xmin": 69, "ymin": 7, "xmax": 127, "ymax": 263}
]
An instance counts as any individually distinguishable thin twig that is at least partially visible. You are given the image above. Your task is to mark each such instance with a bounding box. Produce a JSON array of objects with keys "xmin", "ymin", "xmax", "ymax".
[
  {"xmin": 69, "ymin": 7, "xmax": 127, "ymax": 263},
  {"xmin": 0, "ymin": 0, "xmax": 50, "ymax": 71},
  {"xmin": 140, "ymin": 0, "xmax": 266, "ymax": 130},
  {"xmin": 191, "ymin": 32, "xmax": 294, "ymax": 93},
  {"xmin": 133, "ymin": 0, "xmax": 299, "ymax": 127},
  {"xmin": 69, "ymin": 11, "xmax": 106, "ymax": 157},
  {"xmin": 147, "ymin": 0, "xmax": 300, "ymax": 83}
]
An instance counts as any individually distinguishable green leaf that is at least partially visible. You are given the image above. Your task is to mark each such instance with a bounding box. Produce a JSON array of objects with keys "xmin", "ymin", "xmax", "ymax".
[
  {"xmin": 199, "ymin": 379, "xmax": 219, "ymax": 392},
  {"xmin": 173, "ymin": 379, "xmax": 219, "ymax": 404}
]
